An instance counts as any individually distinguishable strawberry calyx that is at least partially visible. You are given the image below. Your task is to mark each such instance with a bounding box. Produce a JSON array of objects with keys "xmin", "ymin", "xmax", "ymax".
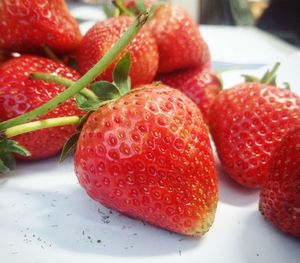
[
  {"xmin": 242, "ymin": 62, "xmax": 281, "ymax": 86},
  {"xmin": 61, "ymin": 52, "xmax": 133, "ymax": 161},
  {"xmin": 0, "ymin": 139, "xmax": 30, "ymax": 173}
]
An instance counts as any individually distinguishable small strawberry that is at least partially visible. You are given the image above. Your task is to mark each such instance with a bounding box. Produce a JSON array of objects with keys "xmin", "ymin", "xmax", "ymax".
[
  {"xmin": 74, "ymin": 84, "xmax": 218, "ymax": 236},
  {"xmin": 77, "ymin": 16, "xmax": 159, "ymax": 87},
  {"xmin": 209, "ymin": 65, "xmax": 300, "ymax": 188},
  {"xmin": 0, "ymin": 0, "xmax": 82, "ymax": 53},
  {"xmin": 0, "ymin": 55, "xmax": 81, "ymax": 160},
  {"xmin": 259, "ymin": 125, "xmax": 300, "ymax": 237},
  {"xmin": 149, "ymin": 3, "xmax": 210, "ymax": 73},
  {"xmin": 158, "ymin": 67, "xmax": 221, "ymax": 123}
]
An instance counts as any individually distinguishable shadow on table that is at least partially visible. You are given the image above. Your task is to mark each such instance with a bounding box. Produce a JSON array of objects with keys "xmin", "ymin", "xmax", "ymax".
[
  {"xmin": 4, "ymin": 184, "xmax": 201, "ymax": 257},
  {"xmin": 240, "ymin": 211, "xmax": 300, "ymax": 263},
  {"xmin": 216, "ymin": 162, "xmax": 259, "ymax": 207}
]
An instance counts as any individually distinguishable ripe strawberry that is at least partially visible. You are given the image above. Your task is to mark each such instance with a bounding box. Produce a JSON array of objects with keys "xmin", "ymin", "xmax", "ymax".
[
  {"xmin": 77, "ymin": 16, "xmax": 159, "ymax": 87},
  {"xmin": 123, "ymin": 0, "xmax": 157, "ymax": 9},
  {"xmin": 0, "ymin": 55, "xmax": 82, "ymax": 160},
  {"xmin": 0, "ymin": 0, "xmax": 82, "ymax": 53},
  {"xmin": 75, "ymin": 84, "xmax": 218, "ymax": 236},
  {"xmin": 148, "ymin": 3, "xmax": 210, "ymax": 73},
  {"xmin": 209, "ymin": 82, "xmax": 300, "ymax": 188},
  {"xmin": 259, "ymin": 125, "xmax": 300, "ymax": 237},
  {"xmin": 158, "ymin": 67, "xmax": 221, "ymax": 123}
]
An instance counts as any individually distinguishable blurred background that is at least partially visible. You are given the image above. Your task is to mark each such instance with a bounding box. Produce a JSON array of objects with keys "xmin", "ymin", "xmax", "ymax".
[{"xmin": 67, "ymin": 0, "xmax": 300, "ymax": 47}]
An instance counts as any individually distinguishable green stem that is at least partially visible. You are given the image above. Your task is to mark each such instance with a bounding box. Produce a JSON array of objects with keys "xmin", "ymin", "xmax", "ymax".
[
  {"xmin": 3, "ymin": 116, "xmax": 80, "ymax": 139},
  {"xmin": 30, "ymin": 72, "xmax": 98, "ymax": 101},
  {"xmin": 0, "ymin": 12, "xmax": 148, "ymax": 131},
  {"xmin": 113, "ymin": 0, "xmax": 135, "ymax": 16}
]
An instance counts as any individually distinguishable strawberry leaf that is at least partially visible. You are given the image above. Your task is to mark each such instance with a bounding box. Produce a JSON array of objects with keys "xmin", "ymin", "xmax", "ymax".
[
  {"xmin": 0, "ymin": 139, "xmax": 30, "ymax": 174},
  {"xmin": 60, "ymin": 111, "xmax": 93, "ymax": 162},
  {"xmin": 242, "ymin": 74, "xmax": 260, "ymax": 83},
  {"xmin": 113, "ymin": 52, "xmax": 131, "ymax": 95},
  {"xmin": 60, "ymin": 132, "xmax": 80, "ymax": 163},
  {"xmin": 91, "ymin": 81, "xmax": 121, "ymax": 100}
]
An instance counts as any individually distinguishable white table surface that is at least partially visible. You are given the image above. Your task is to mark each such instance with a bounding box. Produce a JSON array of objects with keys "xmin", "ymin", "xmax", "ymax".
[{"xmin": 1, "ymin": 9, "xmax": 300, "ymax": 263}]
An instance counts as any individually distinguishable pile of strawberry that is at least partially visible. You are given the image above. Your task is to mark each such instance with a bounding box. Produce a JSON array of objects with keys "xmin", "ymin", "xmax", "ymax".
[{"xmin": 0, "ymin": 0, "xmax": 299, "ymax": 238}]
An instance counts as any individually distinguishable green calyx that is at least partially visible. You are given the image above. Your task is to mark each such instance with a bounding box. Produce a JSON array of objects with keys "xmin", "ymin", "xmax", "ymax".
[
  {"xmin": 0, "ymin": 139, "xmax": 30, "ymax": 173},
  {"xmin": 60, "ymin": 53, "xmax": 132, "ymax": 162},
  {"xmin": 242, "ymin": 62, "xmax": 282, "ymax": 86},
  {"xmin": 75, "ymin": 52, "xmax": 132, "ymax": 112}
]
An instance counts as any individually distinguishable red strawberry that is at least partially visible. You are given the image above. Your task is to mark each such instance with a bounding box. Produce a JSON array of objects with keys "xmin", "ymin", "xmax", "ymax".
[
  {"xmin": 0, "ymin": 0, "xmax": 82, "ymax": 53},
  {"xmin": 259, "ymin": 125, "xmax": 300, "ymax": 237},
  {"xmin": 123, "ymin": 0, "xmax": 157, "ymax": 9},
  {"xmin": 0, "ymin": 55, "xmax": 82, "ymax": 160},
  {"xmin": 158, "ymin": 67, "xmax": 221, "ymax": 123},
  {"xmin": 209, "ymin": 82, "xmax": 300, "ymax": 188},
  {"xmin": 77, "ymin": 16, "xmax": 159, "ymax": 87},
  {"xmin": 75, "ymin": 84, "xmax": 218, "ymax": 236},
  {"xmin": 149, "ymin": 3, "xmax": 210, "ymax": 73}
]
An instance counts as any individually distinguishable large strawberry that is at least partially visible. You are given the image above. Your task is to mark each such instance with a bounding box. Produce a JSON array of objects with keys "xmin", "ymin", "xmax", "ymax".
[
  {"xmin": 148, "ymin": 3, "xmax": 210, "ymax": 74},
  {"xmin": 209, "ymin": 67, "xmax": 300, "ymax": 188},
  {"xmin": 75, "ymin": 84, "xmax": 218, "ymax": 236},
  {"xmin": 0, "ymin": 55, "xmax": 81, "ymax": 160},
  {"xmin": 259, "ymin": 125, "xmax": 300, "ymax": 237},
  {"xmin": 0, "ymin": 0, "xmax": 82, "ymax": 53},
  {"xmin": 158, "ymin": 67, "xmax": 221, "ymax": 123},
  {"xmin": 77, "ymin": 16, "xmax": 159, "ymax": 87}
]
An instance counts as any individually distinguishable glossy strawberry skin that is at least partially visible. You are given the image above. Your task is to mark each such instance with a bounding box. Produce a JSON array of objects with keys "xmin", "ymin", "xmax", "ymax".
[
  {"xmin": 149, "ymin": 3, "xmax": 210, "ymax": 74},
  {"xmin": 75, "ymin": 85, "xmax": 218, "ymax": 236},
  {"xmin": 158, "ymin": 67, "xmax": 221, "ymax": 123},
  {"xmin": 123, "ymin": 0, "xmax": 157, "ymax": 9},
  {"xmin": 77, "ymin": 16, "xmax": 159, "ymax": 87},
  {"xmin": 0, "ymin": 0, "xmax": 82, "ymax": 53},
  {"xmin": 260, "ymin": 126, "xmax": 300, "ymax": 237},
  {"xmin": 209, "ymin": 83, "xmax": 300, "ymax": 188},
  {"xmin": 0, "ymin": 55, "xmax": 82, "ymax": 160}
]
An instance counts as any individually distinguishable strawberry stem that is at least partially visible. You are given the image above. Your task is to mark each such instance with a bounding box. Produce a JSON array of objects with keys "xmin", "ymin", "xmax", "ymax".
[
  {"xmin": 1, "ymin": 116, "xmax": 81, "ymax": 139},
  {"xmin": 30, "ymin": 72, "xmax": 98, "ymax": 101},
  {"xmin": 0, "ymin": 12, "xmax": 149, "ymax": 131},
  {"xmin": 113, "ymin": 0, "xmax": 135, "ymax": 16}
]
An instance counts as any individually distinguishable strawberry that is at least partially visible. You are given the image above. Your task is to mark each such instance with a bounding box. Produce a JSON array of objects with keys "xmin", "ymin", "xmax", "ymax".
[
  {"xmin": 74, "ymin": 84, "xmax": 218, "ymax": 236},
  {"xmin": 77, "ymin": 16, "xmax": 159, "ymax": 87},
  {"xmin": 0, "ymin": 55, "xmax": 81, "ymax": 160},
  {"xmin": 209, "ymin": 70, "xmax": 300, "ymax": 188},
  {"xmin": 123, "ymin": 0, "xmax": 157, "ymax": 9},
  {"xmin": 0, "ymin": 0, "xmax": 82, "ymax": 53},
  {"xmin": 148, "ymin": 3, "xmax": 210, "ymax": 74},
  {"xmin": 158, "ymin": 67, "xmax": 221, "ymax": 123},
  {"xmin": 259, "ymin": 125, "xmax": 300, "ymax": 237}
]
